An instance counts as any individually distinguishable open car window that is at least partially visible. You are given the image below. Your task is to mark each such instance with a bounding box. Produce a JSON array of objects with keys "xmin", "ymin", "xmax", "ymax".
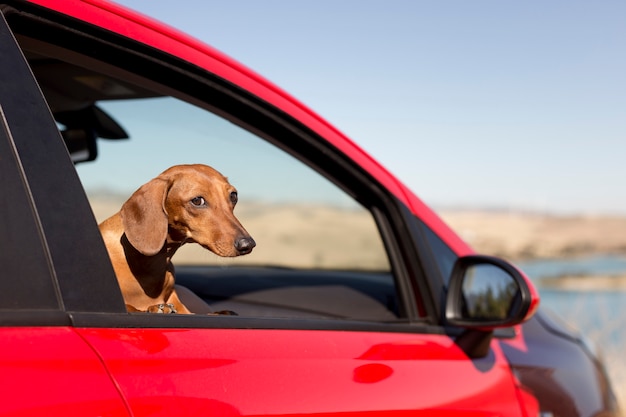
[{"xmin": 77, "ymin": 97, "xmax": 399, "ymax": 321}]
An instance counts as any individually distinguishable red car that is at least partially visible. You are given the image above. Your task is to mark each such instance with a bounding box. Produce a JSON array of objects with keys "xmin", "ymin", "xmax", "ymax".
[{"xmin": 0, "ymin": 1, "xmax": 618, "ymax": 416}]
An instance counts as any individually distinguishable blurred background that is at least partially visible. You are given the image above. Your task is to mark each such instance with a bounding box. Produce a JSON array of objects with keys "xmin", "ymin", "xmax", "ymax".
[{"xmin": 112, "ymin": 0, "xmax": 626, "ymax": 404}]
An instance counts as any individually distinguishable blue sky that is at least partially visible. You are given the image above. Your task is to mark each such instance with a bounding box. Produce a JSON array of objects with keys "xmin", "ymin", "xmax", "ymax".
[{"xmin": 113, "ymin": 0, "xmax": 625, "ymax": 214}]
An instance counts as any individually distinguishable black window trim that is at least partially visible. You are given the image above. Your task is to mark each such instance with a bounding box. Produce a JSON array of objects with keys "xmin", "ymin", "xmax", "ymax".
[{"xmin": 0, "ymin": 8, "xmax": 127, "ymax": 323}]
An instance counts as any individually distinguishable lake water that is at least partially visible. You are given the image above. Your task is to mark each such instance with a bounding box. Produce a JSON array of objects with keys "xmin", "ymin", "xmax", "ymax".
[
  {"xmin": 517, "ymin": 256, "xmax": 626, "ymax": 397},
  {"xmin": 516, "ymin": 255, "xmax": 626, "ymax": 343},
  {"xmin": 517, "ymin": 255, "xmax": 626, "ymax": 279}
]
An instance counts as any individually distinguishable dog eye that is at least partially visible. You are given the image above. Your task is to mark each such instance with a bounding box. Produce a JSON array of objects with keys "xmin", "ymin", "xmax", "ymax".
[
  {"xmin": 230, "ymin": 191, "xmax": 238, "ymax": 205},
  {"xmin": 190, "ymin": 196, "xmax": 206, "ymax": 207}
]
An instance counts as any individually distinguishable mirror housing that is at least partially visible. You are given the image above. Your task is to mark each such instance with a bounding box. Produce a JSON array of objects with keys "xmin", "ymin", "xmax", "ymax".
[
  {"xmin": 445, "ymin": 255, "xmax": 540, "ymax": 359},
  {"xmin": 446, "ymin": 255, "xmax": 539, "ymax": 330}
]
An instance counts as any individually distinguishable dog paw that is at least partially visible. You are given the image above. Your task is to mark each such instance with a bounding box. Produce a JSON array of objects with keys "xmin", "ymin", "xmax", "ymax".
[{"xmin": 211, "ymin": 310, "xmax": 238, "ymax": 316}]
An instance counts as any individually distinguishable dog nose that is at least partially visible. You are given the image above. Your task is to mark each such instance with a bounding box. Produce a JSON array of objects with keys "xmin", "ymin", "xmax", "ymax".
[{"xmin": 235, "ymin": 237, "xmax": 256, "ymax": 254}]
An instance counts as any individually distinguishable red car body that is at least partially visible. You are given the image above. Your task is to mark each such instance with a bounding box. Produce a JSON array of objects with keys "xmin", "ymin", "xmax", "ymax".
[
  {"xmin": 5, "ymin": 327, "xmax": 535, "ymax": 416},
  {"xmin": 0, "ymin": 1, "xmax": 617, "ymax": 416}
]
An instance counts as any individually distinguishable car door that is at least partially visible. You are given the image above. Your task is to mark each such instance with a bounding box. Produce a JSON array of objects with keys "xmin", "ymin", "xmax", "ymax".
[{"xmin": 2, "ymin": 2, "xmax": 537, "ymax": 416}]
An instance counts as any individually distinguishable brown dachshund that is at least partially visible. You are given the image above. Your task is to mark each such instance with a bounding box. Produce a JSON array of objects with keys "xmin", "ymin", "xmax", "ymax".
[{"xmin": 99, "ymin": 164, "xmax": 255, "ymax": 314}]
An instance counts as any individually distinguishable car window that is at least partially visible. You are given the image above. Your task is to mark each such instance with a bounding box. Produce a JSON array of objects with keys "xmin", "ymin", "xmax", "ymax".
[{"xmin": 71, "ymin": 95, "xmax": 400, "ymax": 320}]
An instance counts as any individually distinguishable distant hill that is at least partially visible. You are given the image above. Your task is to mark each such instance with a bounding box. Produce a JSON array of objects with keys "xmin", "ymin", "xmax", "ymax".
[{"xmin": 439, "ymin": 209, "xmax": 626, "ymax": 260}]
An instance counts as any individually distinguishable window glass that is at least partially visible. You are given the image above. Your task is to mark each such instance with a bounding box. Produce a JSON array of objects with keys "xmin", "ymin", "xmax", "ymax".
[{"xmin": 420, "ymin": 220, "xmax": 458, "ymax": 285}]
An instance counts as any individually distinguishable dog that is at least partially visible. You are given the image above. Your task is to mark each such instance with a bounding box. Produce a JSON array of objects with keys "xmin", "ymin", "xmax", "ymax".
[{"xmin": 99, "ymin": 164, "xmax": 255, "ymax": 314}]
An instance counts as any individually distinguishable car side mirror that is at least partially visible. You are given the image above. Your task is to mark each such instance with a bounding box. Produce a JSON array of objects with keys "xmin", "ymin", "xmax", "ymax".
[{"xmin": 445, "ymin": 255, "xmax": 540, "ymax": 358}]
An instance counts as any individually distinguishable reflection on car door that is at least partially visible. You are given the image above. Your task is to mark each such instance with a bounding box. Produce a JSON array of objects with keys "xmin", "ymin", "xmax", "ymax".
[{"xmin": 78, "ymin": 325, "xmax": 529, "ymax": 416}]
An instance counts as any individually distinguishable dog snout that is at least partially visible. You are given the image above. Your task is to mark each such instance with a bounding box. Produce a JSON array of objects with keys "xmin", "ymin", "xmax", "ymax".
[{"xmin": 235, "ymin": 236, "xmax": 256, "ymax": 255}]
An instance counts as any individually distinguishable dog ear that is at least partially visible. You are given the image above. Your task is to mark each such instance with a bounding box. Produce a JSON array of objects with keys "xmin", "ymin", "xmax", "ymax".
[{"xmin": 120, "ymin": 178, "xmax": 169, "ymax": 256}]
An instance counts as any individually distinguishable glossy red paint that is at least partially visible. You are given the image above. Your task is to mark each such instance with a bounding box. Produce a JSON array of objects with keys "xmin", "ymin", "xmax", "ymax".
[
  {"xmin": 25, "ymin": 0, "xmax": 472, "ymax": 256},
  {"xmin": 1, "ymin": 327, "xmax": 130, "ymax": 417},
  {"xmin": 517, "ymin": 269, "xmax": 541, "ymax": 322},
  {"xmin": 77, "ymin": 327, "xmax": 530, "ymax": 416}
]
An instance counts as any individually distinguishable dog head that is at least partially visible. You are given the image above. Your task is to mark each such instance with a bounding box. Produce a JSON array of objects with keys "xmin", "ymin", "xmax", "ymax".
[{"xmin": 120, "ymin": 164, "xmax": 255, "ymax": 257}]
